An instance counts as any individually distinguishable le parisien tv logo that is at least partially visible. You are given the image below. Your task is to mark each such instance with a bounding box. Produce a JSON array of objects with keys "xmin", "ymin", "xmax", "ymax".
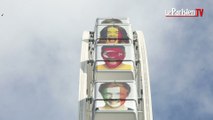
[{"xmin": 165, "ymin": 8, "xmax": 204, "ymax": 17}]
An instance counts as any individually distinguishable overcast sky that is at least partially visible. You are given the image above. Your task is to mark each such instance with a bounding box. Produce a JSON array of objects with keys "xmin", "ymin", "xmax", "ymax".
[{"xmin": 0, "ymin": 0, "xmax": 212, "ymax": 120}]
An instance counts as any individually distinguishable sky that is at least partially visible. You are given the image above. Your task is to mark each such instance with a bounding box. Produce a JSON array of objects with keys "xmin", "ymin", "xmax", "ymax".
[{"xmin": 0, "ymin": 0, "xmax": 212, "ymax": 120}]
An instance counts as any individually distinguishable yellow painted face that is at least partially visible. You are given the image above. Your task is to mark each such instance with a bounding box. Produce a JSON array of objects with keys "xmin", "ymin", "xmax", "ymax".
[
  {"xmin": 107, "ymin": 26, "xmax": 119, "ymax": 38},
  {"xmin": 106, "ymin": 26, "xmax": 119, "ymax": 44}
]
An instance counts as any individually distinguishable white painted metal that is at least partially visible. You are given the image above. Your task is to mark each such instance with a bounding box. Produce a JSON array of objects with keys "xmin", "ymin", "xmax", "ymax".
[
  {"xmin": 79, "ymin": 31, "xmax": 90, "ymax": 120},
  {"xmin": 136, "ymin": 31, "xmax": 153, "ymax": 120}
]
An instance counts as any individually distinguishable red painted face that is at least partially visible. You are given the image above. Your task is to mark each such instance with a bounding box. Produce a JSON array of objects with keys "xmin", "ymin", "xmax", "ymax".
[{"xmin": 102, "ymin": 47, "xmax": 125, "ymax": 68}]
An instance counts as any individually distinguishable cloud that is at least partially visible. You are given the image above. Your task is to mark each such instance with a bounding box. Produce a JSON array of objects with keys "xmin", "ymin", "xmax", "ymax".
[{"xmin": 150, "ymin": 1, "xmax": 213, "ymax": 119}]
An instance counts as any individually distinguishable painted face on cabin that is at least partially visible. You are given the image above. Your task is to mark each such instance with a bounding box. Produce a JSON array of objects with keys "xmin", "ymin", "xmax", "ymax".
[
  {"xmin": 102, "ymin": 86, "xmax": 129, "ymax": 108},
  {"xmin": 101, "ymin": 46, "xmax": 125, "ymax": 68}
]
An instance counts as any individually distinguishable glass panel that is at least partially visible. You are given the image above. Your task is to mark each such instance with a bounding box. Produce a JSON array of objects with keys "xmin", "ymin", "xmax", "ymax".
[
  {"xmin": 96, "ymin": 18, "xmax": 130, "ymax": 25},
  {"xmin": 95, "ymin": 71, "xmax": 134, "ymax": 80},
  {"xmin": 93, "ymin": 111, "xmax": 137, "ymax": 120},
  {"xmin": 96, "ymin": 61, "xmax": 134, "ymax": 71},
  {"xmin": 94, "ymin": 100, "xmax": 137, "ymax": 111},
  {"xmin": 96, "ymin": 25, "xmax": 133, "ymax": 44},
  {"xmin": 96, "ymin": 45, "xmax": 135, "ymax": 61}
]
